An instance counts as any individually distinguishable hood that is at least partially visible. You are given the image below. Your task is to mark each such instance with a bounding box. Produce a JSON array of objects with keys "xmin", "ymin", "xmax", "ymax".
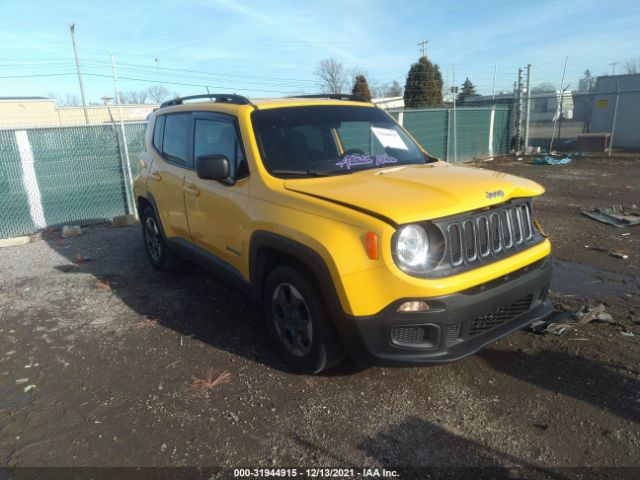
[{"xmin": 284, "ymin": 163, "xmax": 544, "ymax": 225}]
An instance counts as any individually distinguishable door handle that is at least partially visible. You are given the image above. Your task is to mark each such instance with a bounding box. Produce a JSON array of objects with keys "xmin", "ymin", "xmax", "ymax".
[
  {"xmin": 183, "ymin": 185, "xmax": 200, "ymax": 196},
  {"xmin": 150, "ymin": 172, "xmax": 161, "ymax": 181}
]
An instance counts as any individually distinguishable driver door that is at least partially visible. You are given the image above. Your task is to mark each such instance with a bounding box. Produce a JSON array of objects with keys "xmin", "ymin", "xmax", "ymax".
[{"xmin": 183, "ymin": 113, "xmax": 250, "ymax": 272}]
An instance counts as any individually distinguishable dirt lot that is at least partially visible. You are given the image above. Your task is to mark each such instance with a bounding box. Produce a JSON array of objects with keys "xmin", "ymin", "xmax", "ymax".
[{"xmin": 1, "ymin": 155, "xmax": 639, "ymax": 479}]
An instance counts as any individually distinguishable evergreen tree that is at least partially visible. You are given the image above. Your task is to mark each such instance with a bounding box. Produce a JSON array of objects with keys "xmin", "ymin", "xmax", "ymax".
[
  {"xmin": 403, "ymin": 56, "xmax": 443, "ymax": 108},
  {"xmin": 457, "ymin": 77, "xmax": 477, "ymax": 102},
  {"xmin": 352, "ymin": 75, "xmax": 372, "ymax": 101}
]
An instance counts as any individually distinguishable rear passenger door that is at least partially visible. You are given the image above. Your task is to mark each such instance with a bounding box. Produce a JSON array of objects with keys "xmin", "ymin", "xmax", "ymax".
[
  {"xmin": 146, "ymin": 113, "xmax": 192, "ymax": 242},
  {"xmin": 183, "ymin": 112, "xmax": 250, "ymax": 272}
]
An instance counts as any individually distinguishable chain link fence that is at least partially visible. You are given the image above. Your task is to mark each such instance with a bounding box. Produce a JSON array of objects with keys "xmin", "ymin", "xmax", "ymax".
[
  {"xmin": 389, "ymin": 107, "xmax": 512, "ymax": 161},
  {"xmin": 0, "ymin": 106, "xmax": 515, "ymax": 239},
  {"xmin": 0, "ymin": 122, "xmax": 145, "ymax": 239},
  {"xmin": 462, "ymin": 74, "xmax": 640, "ymax": 156}
]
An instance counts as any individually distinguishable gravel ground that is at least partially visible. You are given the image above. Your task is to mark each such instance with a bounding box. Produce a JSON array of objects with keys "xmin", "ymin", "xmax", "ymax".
[{"xmin": 1, "ymin": 154, "xmax": 639, "ymax": 479}]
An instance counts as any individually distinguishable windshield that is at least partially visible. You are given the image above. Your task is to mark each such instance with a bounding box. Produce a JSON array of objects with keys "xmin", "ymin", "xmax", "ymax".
[{"xmin": 251, "ymin": 105, "xmax": 429, "ymax": 177}]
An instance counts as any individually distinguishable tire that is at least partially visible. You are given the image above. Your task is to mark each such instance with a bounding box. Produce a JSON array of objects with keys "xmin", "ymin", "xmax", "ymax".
[
  {"xmin": 263, "ymin": 264, "xmax": 346, "ymax": 373},
  {"xmin": 140, "ymin": 206, "xmax": 181, "ymax": 271}
]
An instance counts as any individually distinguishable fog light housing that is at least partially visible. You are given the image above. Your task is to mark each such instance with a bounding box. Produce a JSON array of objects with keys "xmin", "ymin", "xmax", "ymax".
[{"xmin": 397, "ymin": 300, "xmax": 430, "ymax": 312}]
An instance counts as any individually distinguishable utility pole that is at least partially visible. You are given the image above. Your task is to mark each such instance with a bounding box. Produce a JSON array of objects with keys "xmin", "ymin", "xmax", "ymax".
[
  {"xmin": 111, "ymin": 53, "xmax": 135, "ymax": 216},
  {"xmin": 69, "ymin": 23, "xmax": 89, "ymax": 124},
  {"xmin": 452, "ymin": 64, "xmax": 457, "ymax": 162},
  {"xmin": 417, "ymin": 40, "xmax": 428, "ymax": 57},
  {"xmin": 524, "ymin": 64, "xmax": 532, "ymax": 151},
  {"xmin": 609, "ymin": 79, "xmax": 620, "ymax": 157},
  {"xmin": 608, "ymin": 62, "xmax": 619, "ymax": 76},
  {"xmin": 491, "ymin": 64, "xmax": 497, "ymax": 103},
  {"xmin": 514, "ymin": 67, "xmax": 524, "ymax": 152},
  {"xmin": 557, "ymin": 84, "xmax": 571, "ymax": 143},
  {"xmin": 550, "ymin": 56, "xmax": 568, "ymax": 153}
]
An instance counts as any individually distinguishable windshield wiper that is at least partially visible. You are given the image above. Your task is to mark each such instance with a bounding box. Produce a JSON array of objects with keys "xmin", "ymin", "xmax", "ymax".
[{"xmin": 270, "ymin": 169, "xmax": 353, "ymax": 177}]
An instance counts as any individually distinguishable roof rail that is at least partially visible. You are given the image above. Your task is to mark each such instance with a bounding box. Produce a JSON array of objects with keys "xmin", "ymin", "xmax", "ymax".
[
  {"xmin": 160, "ymin": 94, "xmax": 252, "ymax": 108},
  {"xmin": 291, "ymin": 94, "xmax": 370, "ymax": 103}
]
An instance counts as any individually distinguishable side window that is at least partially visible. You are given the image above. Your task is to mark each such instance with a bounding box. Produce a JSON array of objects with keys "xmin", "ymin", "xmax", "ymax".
[
  {"xmin": 162, "ymin": 113, "xmax": 191, "ymax": 166},
  {"xmin": 152, "ymin": 115, "xmax": 165, "ymax": 152},
  {"xmin": 194, "ymin": 118, "xmax": 248, "ymax": 178}
]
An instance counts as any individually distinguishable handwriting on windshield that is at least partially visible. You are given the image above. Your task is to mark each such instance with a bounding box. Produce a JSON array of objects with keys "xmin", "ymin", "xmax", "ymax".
[{"xmin": 335, "ymin": 153, "xmax": 398, "ymax": 170}]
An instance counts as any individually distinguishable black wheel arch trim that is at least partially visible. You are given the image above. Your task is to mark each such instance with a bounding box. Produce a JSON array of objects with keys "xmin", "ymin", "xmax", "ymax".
[
  {"xmin": 249, "ymin": 231, "xmax": 347, "ymax": 317},
  {"xmin": 137, "ymin": 192, "xmax": 167, "ymax": 239}
]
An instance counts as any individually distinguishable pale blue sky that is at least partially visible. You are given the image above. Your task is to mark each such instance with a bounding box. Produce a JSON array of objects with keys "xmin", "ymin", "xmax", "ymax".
[{"xmin": 1, "ymin": 0, "xmax": 638, "ymax": 102}]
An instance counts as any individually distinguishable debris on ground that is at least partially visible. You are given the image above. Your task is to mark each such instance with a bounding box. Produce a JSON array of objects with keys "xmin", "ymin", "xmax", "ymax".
[
  {"xmin": 190, "ymin": 368, "xmax": 232, "ymax": 392},
  {"xmin": 609, "ymin": 251, "xmax": 630, "ymax": 260},
  {"xmin": 621, "ymin": 331, "xmax": 635, "ymax": 337},
  {"xmin": 61, "ymin": 226, "xmax": 82, "ymax": 238},
  {"xmin": 529, "ymin": 303, "xmax": 616, "ymax": 336},
  {"xmin": 112, "ymin": 215, "xmax": 138, "ymax": 227},
  {"xmin": 586, "ymin": 245, "xmax": 630, "ymax": 260},
  {"xmin": 130, "ymin": 318, "xmax": 159, "ymax": 329},
  {"xmin": 56, "ymin": 264, "xmax": 79, "ymax": 273},
  {"xmin": 582, "ymin": 204, "xmax": 640, "ymax": 228},
  {"xmin": 532, "ymin": 155, "xmax": 572, "ymax": 166},
  {"xmin": 95, "ymin": 280, "xmax": 112, "ymax": 291},
  {"xmin": 73, "ymin": 253, "xmax": 91, "ymax": 265},
  {"xmin": 23, "ymin": 385, "xmax": 36, "ymax": 393},
  {"xmin": 225, "ymin": 411, "xmax": 240, "ymax": 423}
]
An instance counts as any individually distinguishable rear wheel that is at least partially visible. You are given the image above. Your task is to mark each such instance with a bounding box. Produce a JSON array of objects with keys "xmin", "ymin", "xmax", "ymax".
[
  {"xmin": 141, "ymin": 206, "xmax": 180, "ymax": 271},
  {"xmin": 263, "ymin": 265, "xmax": 345, "ymax": 373}
]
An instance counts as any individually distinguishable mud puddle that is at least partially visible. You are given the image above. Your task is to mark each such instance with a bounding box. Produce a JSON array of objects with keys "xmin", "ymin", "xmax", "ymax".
[{"xmin": 551, "ymin": 259, "xmax": 640, "ymax": 301}]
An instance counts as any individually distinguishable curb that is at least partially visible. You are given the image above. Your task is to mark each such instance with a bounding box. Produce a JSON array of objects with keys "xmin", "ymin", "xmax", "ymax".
[{"xmin": 0, "ymin": 236, "xmax": 31, "ymax": 248}]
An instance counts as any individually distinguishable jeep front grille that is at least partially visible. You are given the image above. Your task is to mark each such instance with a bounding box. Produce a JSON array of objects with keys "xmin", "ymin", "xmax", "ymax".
[{"xmin": 446, "ymin": 202, "xmax": 534, "ymax": 268}]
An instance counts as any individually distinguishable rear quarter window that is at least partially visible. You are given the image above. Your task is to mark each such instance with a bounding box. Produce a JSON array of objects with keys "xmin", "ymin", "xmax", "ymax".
[
  {"xmin": 162, "ymin": 113, "xmax": 191, "ymax": 166},
  {"xmin": 152, "ymin": 115, "xmax": 165, "ymax": 152}
]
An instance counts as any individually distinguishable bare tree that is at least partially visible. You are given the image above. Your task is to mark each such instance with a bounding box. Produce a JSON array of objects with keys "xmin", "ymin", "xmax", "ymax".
[
  {"xmin": 373, "ymin": 80, "xmax": 403, "ymax": 98},
  {"xmin": 44, "ymin": 91, "xmax": 63, "ymax": 105},
  {"xmin": 64, "ymin": 93, "xmax": 81, "ymax": 106},
  {"xmin": 122, "ymin": 90, "xmax": 149, "ymax": 104},
  {"xmin": 314, "ymin": 58, "xmax": 347, "ymax": 94},
  {"xmin": 146, "ymin": 85, "xmax": 171, "ymax": 103},
  {"xmin": 531, "ymin": 83, "xmax": 556, "ymax": 93},
  {"xmin": 624, "ymin": 57, "xmax": 640, "ymax": 74}
]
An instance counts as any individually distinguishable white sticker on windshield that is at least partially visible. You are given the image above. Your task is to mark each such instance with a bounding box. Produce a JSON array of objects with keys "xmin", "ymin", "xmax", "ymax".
[{"xmin": 370, "ymin": 126, "xmax": 409, "ymax": 150}]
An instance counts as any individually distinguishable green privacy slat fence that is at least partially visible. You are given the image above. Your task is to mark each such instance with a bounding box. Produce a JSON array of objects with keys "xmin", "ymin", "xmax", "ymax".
[
  {"xmin": 0, "ymin": 110, "xmax": 512, "ymax": 239},
  {"xmin": 493, "ymin": 108, "xmax": 512, "ymax": 154},
  {"xmin": 28, "ymin": 125, "xmax": 127, "ymax": 226},
  {"xmin": 390, "ymin": 107, "xmax": 512, "ymax": 162},
  {"xmin": 403, "ymin": 109, "xmax": 449, "ymax": 159},
  {"xmin": 0, "ymin": 122, "xmax": 146, "ymax": 239},
  {"xmin": 0, "ymin": 130, "xmax": 35, "ymax": 238},
  {"xmin": 455, "ymin": 109, "xmax": 492, "ymax": 160}
]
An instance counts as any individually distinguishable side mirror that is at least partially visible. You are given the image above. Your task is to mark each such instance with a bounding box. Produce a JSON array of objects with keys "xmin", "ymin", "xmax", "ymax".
[{"xmin": 196, "ymin": 154, "xmax": 230, "ymax": 181}]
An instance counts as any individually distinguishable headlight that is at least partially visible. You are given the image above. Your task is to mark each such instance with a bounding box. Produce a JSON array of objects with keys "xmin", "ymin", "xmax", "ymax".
[{"xmin": 394, "ymin": 224, "xmax": 430, "ymax": 272}]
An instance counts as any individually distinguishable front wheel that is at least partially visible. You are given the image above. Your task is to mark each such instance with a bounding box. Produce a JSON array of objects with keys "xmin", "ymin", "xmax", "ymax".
[{"xmin": 263, "ymin": 265, "xmax": 345, "ymax": 373}]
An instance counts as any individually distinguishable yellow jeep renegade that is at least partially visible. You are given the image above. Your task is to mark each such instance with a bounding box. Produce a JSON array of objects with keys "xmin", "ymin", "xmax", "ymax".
[{"xmin": 133, "ymin": 93, "xmax": 553, "ymax": 373}]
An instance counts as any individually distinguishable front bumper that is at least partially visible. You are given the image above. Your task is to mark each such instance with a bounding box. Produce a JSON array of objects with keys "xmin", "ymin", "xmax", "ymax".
[{"xmin": 337, "ymin": 255, "xmax": 553, "ymax": 366}]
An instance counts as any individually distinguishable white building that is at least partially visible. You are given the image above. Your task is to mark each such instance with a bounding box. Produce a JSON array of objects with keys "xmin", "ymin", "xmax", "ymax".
[
  {"xmin": 589, "ymin": 73, "xmax": 640, "ymax": 149},
  {"xmin": 372, "ymin": 96, "xmax": 404, "ymax": 110}
]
